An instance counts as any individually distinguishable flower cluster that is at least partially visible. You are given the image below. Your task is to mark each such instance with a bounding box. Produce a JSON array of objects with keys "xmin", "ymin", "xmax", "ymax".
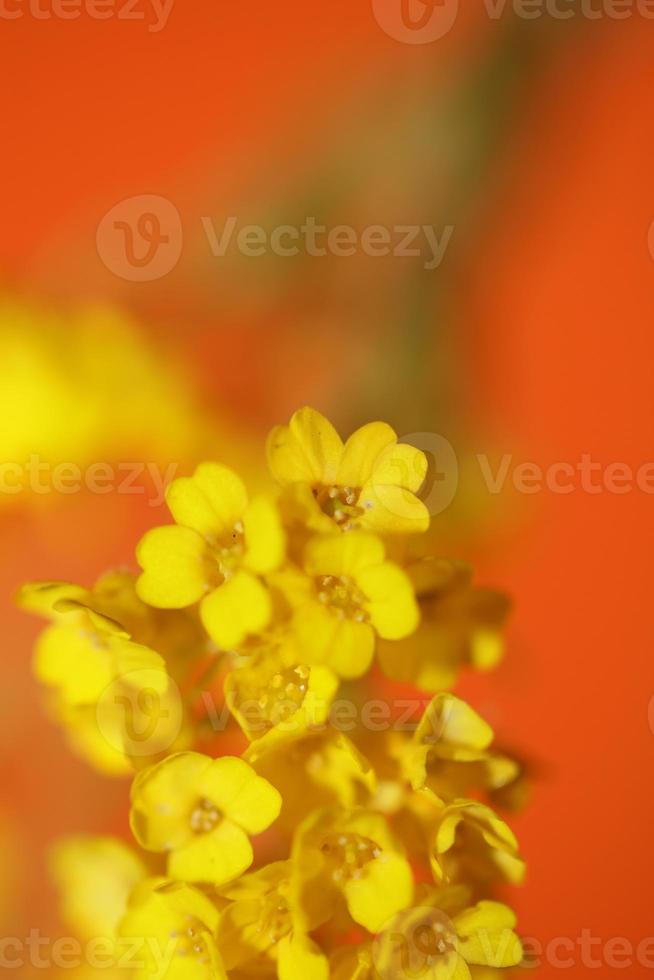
[{"xmin": 24, "ymin": 408, "xmax": 525, "ymax": 979}]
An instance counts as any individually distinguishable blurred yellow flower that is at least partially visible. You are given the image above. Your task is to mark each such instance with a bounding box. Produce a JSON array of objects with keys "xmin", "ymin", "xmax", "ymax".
[
  {"xmin": 19, "ymin": 578, "xmax": 167, "ymax": 706},
  {"xmin": 50, "ymin": 836, "xmax": 146, "ymax": 941},
  {"xmin": 217, "ymin": 862, "xmax": 328, "ymax": 979},
  {"xmin": 118, "ymin": 878, "xmax": 226, "ymax": 980},
  {"xmin": 378, "ymin": 559, "xmax": 510, "ymax": 693},
  {"xmin": 292, "ymin": 808, "xmax": 414, "ymax": 934},
  {"xmin": 267, "ymin": 406, "xmax": 429, "ymax": 534}
]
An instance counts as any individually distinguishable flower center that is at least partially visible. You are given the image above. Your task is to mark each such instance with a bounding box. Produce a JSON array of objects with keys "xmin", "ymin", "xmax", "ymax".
[
  {"xmin": 171, "ymin": 915, "xmax": 212, "ymax": 964},
  {"xmin": 320, "ymin": 832, "xmax": 381, "ymax": 882},
  {"xmin": 189, "ymin": 798, "xmax": 221, "ymax": 834},
  {"xmin": 257, "ymin": 890, "xmax": 292, "ymax": 946},
  {"xmin": 316, "ymin": 575, "xmax": 368, "ymax": 622},
  {"xmin": 412, "ymin": 912, "xmax": 458, "ymax": 960},
  {"xmin": 315, "ymin": 485, "xmax": 364, "ymax": 529},
  {"xmin": 257, "ymin": 665, "xmax": 310, "ymax": 728}
]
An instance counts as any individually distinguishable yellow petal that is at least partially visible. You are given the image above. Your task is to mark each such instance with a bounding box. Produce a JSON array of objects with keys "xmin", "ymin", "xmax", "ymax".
[
  {"xmin": 370, "ymin": 442, "xmax": 428, "ymax": 492},
  {"xmin": 416, "ymin": 695, "xmax": 494, "ymax": 758},
  {"xmin": 168, "ymin": 819, "xmax": 253, "ymax": 885},
  {"xmin": 130, "ymin": 752, "xmax": 211, "ymax": 851},
  {"xmin": 336, "ymin": 422, "xmax": 396, "ymax": 487},
  {"xmin": 455, "ymin": 902, "xmax": 523, "ymax": 968},
  {"xmin": 17, "ymin": 581, "xmax": 87, "ymax": 619},
  {"xmin": 34, "ymin": 624, "xmax": 112, "ymax": 704},
  {"xmin": 278, "ymin": 935, "xmax": 329, "ymax": 980},
  {"xmin": 166, "ymin": 462, "xmax": 248, "ymax": 536},
  {"xmin": 200, "ymin": 572, "xmax": 271, "ymax": 649},
  {"xmin": 327, "ymin": 618, "xmax": 376, "ymax": 679},
  {"xmin": 136, "ymin": 525, "xmax": 209, "ymax": 608},
  {"xmin": 343, "ymin": 851, "xmax": 414, "ymax": 933},
  {"xmin": 304, "ymin": 532, "xmax": 385, "ymax": 578},
  {"xmin": 242, "ymin": 496, "xmax": 285, "ymax": 574},
  {"xmin": 292, "ymin": 602, "xmax": 375, "ymax": 678},
  {"xmin": 358, "ymin": 562, "xmax": 419, "ymax": 639},
  {"xmin": 359, "ymin": 482, "xmax": 430, "ymax": 535},
  {"xmin": 267, "ymin": 407, "xmax": 343, "ymax": 486},
  {"xmin": 199, "ymin": 757, "xmax": 281, "ymax": 834}
]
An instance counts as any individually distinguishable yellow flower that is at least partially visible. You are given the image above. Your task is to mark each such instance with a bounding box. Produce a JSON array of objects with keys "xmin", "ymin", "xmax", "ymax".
[
  {"xmin": 19, "ymin": 579, "xmax": 167, "ymax": 706},
  {"xmin": 428, "ymin": 798, "xmax": 525, "ymax": 888},
  {"xmin": 403, "ymin": 694, "xmax": 518, "ymax": 803},
  {"xmin": 246, "ymin": 730, "xmax": 376, "ymax": 832},
  {"xmin": 118, "ymin": 878, "xmax": 226, "ymax": 980},
  {"xmin": 283, "ymin": 532, "xmax": 419, "ymax": 679},
  {"xmin": 374, "ymin": 899, "xmax": 523, "ymax": 979},
  {"xmin": 225, "ymin": 641, "xmax": 339, "ymax": 746},
  {"xmin": 267, "ymin": 406, "xmax": 429, "ymax": 534},
  {"xmin": 136, "ymin": 463, "xmax": 285, "ymax": 649},
  {"xmin": 50, "ymin": 836, "xmax": 146, "ymax": 941},
  {"xmin": 129, "ymin": 752, "xmax": 282, "ymax": 886},
  {"xmin": 378, "ymin": 560, "xmax": 510, "ymax": 693},
  {"xmin": 217, "ymin": 862, "xmax": 329, "ymax": 980},
  {"xmin": 292, "ymin": 808, "xmax": 414, "ymax": 934}
]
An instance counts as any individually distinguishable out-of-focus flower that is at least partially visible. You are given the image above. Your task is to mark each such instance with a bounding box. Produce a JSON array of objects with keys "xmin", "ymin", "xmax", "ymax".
[
  {"xmin": 130, "ymin": 752, "xmax": 282, "ymax": 885},
  {"xmin": 118, "ymin": 878, "xmax": 226, "ymax": 980},
  {"xmin": 403, "ymin": 694, "xmax": 518, "ymax": 802},
  {"xmin": 267, "ymin": 407, "xmax": 429, "ymax": 535},
  {"xmin": 292, "ymin": 808, "xmax": 414, "ymax": 934},
  {"xmin": 50, "ymin": 836, "xmax": 147, "ymax": 941},
  {"xmin": 374, "ymin": 899, "xmax": 523, "ymax": 979},
  {"xmin": 19, "ymin": 578, "xmax": 167, "ymax": 706},
  {"xmin": 217, "ymin": 861, "xmax": 328, "ymax": 979},
  {"xmin": 136, "ymin": 463, "xmax": 285, "ymax": 649},
  {"xmin": 378, "ymin": 559, "xmax": 511, "ymax": 693}
]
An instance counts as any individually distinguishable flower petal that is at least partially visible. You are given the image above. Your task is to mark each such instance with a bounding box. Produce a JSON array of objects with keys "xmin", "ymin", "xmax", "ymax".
[
  {"xmin": 130, "ymin": 752, "xmax": 211, "ymax": 852},
  {"xmin": 242, "ymin": 496, "xmax": 285, "ymax": 574},
  {"xmin": 200, "ymin": 757, "xmax": 281, "ymax": 834},
  {"xmin": 136, "ymin": 525, "xmax": 209, "ymax": 608},
  {"xmin": 200, "ymin": 572, "xmax": 271, "ymax": 649},
  {"xmin": 455, "ymin": 902, "xmax": 523, "ymax": 968},
  {"xmin": 278, "ymin": 935, "xmax": 329, "ymax": 980},
  {"xmin": 359, "ymin": 482, "xmax": 430, "ymax": 535},
  {"xmin": 358, "ymin": 561, "xmax": 419, "ymax": 639},
  {"xmin": 336, "ymin": 421, "xmax": 397, "ymax": 487},
  {"xmin": 371, "ymin": 442, "xmax": 428, "ymax": 492},
  {"xmin": 343, "ymin": 851, "xmax": 414, "ymax": 933},
  {"xmin": 304, "ymin": 532, "xmax": 385, "ymax": 578},
  {"xmin": 168, "ymin": 820, "xmax": 253, "ymax": 885},
  {"xmin": 166, "ymin": 462, "xmax": 248, "ymax": 536},
  {"xmin": 267, "ymin": 407, "xmax": 343, "ymax": 486}
]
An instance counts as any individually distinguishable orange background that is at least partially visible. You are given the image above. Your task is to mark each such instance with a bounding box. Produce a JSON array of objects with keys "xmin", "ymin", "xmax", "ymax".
[{"xmin": 2, "ymin": 5, "xmax": 654, "ymax": 978}]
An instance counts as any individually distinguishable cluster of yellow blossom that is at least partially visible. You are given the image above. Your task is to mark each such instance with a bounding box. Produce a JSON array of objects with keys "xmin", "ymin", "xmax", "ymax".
[{"xmin": 23, "ymin": 408, "xmax": 524, "ymax": 980}]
